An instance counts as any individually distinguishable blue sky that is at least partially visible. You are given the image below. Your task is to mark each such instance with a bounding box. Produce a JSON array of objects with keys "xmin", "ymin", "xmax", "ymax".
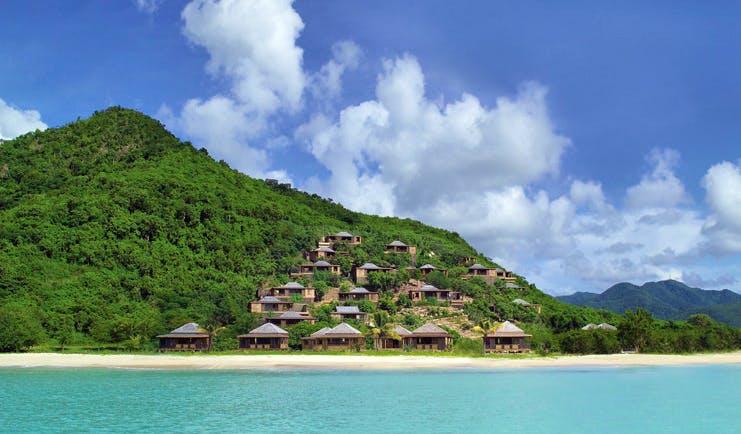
[{"xmin": 1, "ymin": 0, "xmax": 740, "ymax": 294}]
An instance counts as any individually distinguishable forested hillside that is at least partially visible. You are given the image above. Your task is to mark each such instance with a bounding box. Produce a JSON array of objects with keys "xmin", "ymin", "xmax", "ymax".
[{"xmin": 0, "ymin": 108, "xmax": 738, "ymax": 353}]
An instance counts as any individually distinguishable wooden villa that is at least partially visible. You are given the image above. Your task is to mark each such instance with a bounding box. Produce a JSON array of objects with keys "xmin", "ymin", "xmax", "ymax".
[
  {"xmin": 404, "ymin": 323, "xmax": 452, "ymax": 351},
  {"xmin": 376, "ymin": 325, "xmax": 412, "ymax": 350},
  {"xmin": 418, "ymin": 263, "xmax": 447, "ymax": 277},
  {"xmin": 338, "ymin": 287, "xmax": 380, "ymax": 304},
  {"xmin": 266, "ymin": 282, "xmax": 316, "ymax": 302},
  {"xmin": 290, "ymin": 260, "xmax": 341, "ymax": 279},
  {"xmin": 250, "ymin": 296, "xmax": 293, "ymax": 314},
  {"xmin": 352, "ymin": 262, "xmax": 393, "ymax": 284},
  {"xmin": 513, "ymin": 298, "xmax": 542, "ymax": 314},
  {"xmin": 385, "ymin": 240, "xmax": 417, "ymax": 257},
  {"xmin": 157, "ymin": 322, "xmax": 211, "ymax": 352},
  {"xmin": 321, "ymin": 231, "xmax": 362, "ymax": 247},
  {"xmin": 238, "ymin": 323, "xmax": 289, "ymax": 350},
  {"xmin": 266, "ymin": 311, "xmax": 316, "ymax": 328},
  {"xmin": 465, "ymin": 264, "xmax": 516, "ymax": 285},
  {"xmin": 301, "ymin": 323, "xmax": 365, "ymax": 351},
  {"xmin": 307, "ymin": 246, "xmax": 336, "ymax": 261},
  {"xmin": 483, "ymin": 321, "xmax": 532, "ymax": 353},
  {"xmin": 409, "ymin": 285, "xmax": 463, "ymax": 307},
  {"xmin": 331, "ymin": 305, "xmax": 368, "ymax": 323}
]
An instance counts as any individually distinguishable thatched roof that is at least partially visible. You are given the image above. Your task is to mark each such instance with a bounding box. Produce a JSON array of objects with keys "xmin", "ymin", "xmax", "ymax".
[
  {"xmin": 488, "ymin": 321, "xmax": 532, "ymax": 338},
  {"xmin": 157, "ymin": 322, "xmax": 210, "ymax": 338},
  {"xmin": 240, "ymin": 323, "xmax": 289, "ymax": 337},
  {"xmin": 412, "ymin": 323, "xmax": 450, "ymax": 337}
]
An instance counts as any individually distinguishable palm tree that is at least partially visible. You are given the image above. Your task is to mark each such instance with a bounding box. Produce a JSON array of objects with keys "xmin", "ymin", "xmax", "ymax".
[
  {"xmin": 472, "ymin": 318, "xmax": 501, "ymax": 353},
  {"xmin": 203, "ymin": 322, "xmax": 227, "ymax": 352},
  {"xmin": 367, "ymin": 312, "xmax": 401, "ymax": 351}
]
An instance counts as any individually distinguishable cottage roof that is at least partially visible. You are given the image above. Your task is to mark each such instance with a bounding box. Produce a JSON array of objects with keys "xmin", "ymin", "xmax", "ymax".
[
  {"xmin": 325, "ymin": 323, "xmax": 362, "ymax": 336},
  {"xmin": 313, "ymin": 247, "xmax": 335, "ymax": 253},
  {"xmin": 512, "ymin": 298, "xmax": 531, "ymax": 306},
  {"xmin": 488, "ymin": 321, "xmax": 532, "ymax": 338},
  {"xmin": 335, "ymin": 231, "xmax": 353, "ymax": 237},
  {"xmin": 256, "ymin": 296, "xmax": 284, "ymax": 303},
  {"xmin": 359, "ymin": 262, "xmax": 381, "ymax": 269},
  {"xmin": 310, "ymin": 327, "xmax": 332, "ymax": 337},
  {"xmin": 469, "ymin": 264, "xmax": 487, "ymax": 270},
  {"xmin": 505, "ymin": 282, "xmax": 522, "ymax": 289},
  {"xmin": 387, "ymin": 240, "xmax": 407, "ymax": 246},
  {"xmin": 419, "ymin": 285, "xmax": 444, "ymax": 292},
  {"xmin": 242, "ymin": 323, "xmax": 289, "ymax": 337},
  {"xmin": 392, "ymin": 325, "xmax": 413, "ymax": 336},
  {"xmin": 282, "ymin": 282, "xmax": 304, "ymax": 289},
  {"xmin": 313, "ymin": 260, "xmax": 332, "ymax": 267},
  {"xmin": 349, "ymin": 287, "xmax": 371, "ymax": 293},
  {"xmin": 336, "ymin": 306, "xmax": 362, "ymax": 314},
  {"xmin": 412, "ymin": 323, "xmax": 450, "ymax": 337},
  {"xmin": 419, "ymin": 264, "xmax": 437, "ymax": 269},
  {"xmin": 279, "ymin": 311, "xmax": 311, "ymax": 319},
  {"xmin": 157, "ymin": 322, "xmax": 209, "ymax": 338}
]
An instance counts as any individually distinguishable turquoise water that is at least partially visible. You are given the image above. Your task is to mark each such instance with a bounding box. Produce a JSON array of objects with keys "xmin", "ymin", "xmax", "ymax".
[{"xmin": 1, "ymin": 365, "xmax": 739, "ymax": 433}]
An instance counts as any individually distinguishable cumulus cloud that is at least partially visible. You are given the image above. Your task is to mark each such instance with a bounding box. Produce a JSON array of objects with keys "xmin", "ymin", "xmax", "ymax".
[
  {"xmin": 134, "ymin": 0, "xmax": 162, "ymax": 14},
  {"xmin": 0, "ymin": 98, "xmax": 47, "ymax": 140},
  {"xmin": 311, "ymin": 40, "xmax": 362, "ymax": 101},
  {"xmin": 625, "ymin": 148, "xmax": 690, "ymax": 209},
  {"xmin": 701, "ymin": 160, "xmax": 741, "ymax": 254}
]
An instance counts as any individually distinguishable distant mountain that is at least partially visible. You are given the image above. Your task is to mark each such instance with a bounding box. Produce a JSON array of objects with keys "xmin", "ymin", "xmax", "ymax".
[{"xmin": 557, "ymin": 280, "xmax": 741, "ymax": 327}]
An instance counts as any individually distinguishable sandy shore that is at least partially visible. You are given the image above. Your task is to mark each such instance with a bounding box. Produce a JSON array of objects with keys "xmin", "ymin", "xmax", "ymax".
[{"xmin": 0, "ymin": 352, "xmax": 740, "ymax": 370}]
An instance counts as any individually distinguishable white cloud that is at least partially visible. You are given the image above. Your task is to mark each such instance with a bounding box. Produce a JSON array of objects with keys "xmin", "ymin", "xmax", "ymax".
[
  {"xmin": 701, "ymin": 160, "xmax": 741, "ymax": 254},
  {"xmin": 625, "ymin": 148, "xmax": 690, "ymax": 209},
  {"xmin": 311, "ymin": 40, "xmax": 362, "ymax": 101},
  {"xmin": 181, "ymin": 0, "xmax": 305, "ymax": 114},
  {"xmin": 0, "ymin": 98, "xmax": 47, "ymax": 140},
  {"xmin": 134, "ymin": 0, "xmax": 162, "ymax": 14}
]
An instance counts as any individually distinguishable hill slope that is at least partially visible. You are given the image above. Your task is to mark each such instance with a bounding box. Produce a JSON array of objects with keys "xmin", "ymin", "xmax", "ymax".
[{"xmin": 558, "ymin": 280, "xmax": 741, "ymax": 326}]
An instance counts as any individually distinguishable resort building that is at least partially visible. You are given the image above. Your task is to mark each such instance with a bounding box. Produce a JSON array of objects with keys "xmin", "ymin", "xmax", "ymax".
[
  {"xmin": 290, "ymin": 260, "xmax": 341, "ymax": 279},
  {"xmin": 404, "ymin": 323, "xmax": 453, "ymax": 351},
  {"xmin": 238, "ymin": 323, "xmax": 289, "ymax": 351},
  {"xmin": 338, "ymin": 287, "xmax": 380, "ymax": 304},
  {"xmin": 376, "ymin": 325, "xmax": 412, "ymax": 350},
  {"xmin": 513, "ymin": 298, "xmax": 542, "ymax": 314},
  {"xmin": 418, "ymin": 264, "xmax": 447, "ymax": 277},
  {"xmin": 249, "ymin": 296, "xmax": 293, "ymax": 314},
  {"xmin": 330, "ymin": 305, "xmax": 368, "ymax": 323},
  {"xmin": 408, "ymin": 285, "xmax": 463, "ymax": 307},
  {"xmin": 266, "ymin": 311, "xmax": 316, "ymax": 328},
  {"xmin": 385, "ymin": 240, "xmax": 417, "ymax": 257},
  {"xmin": 505, "ymin": 282, "xmax": 524, "ymax": 290},
  {"xmin": 320, "ymin": 231, "xmax": 362, "ymax": 247},
  {"xmin": 307, "ymin": 246, "xmax": 336, "ymax": 262},
  {"xmin": 301, "ymin": 323, "xmax": 365, "ymax": 351},
  {"xmin": 352, "ymin": 262, "xmax": 393, "ymax": 284},
  {"xmin": 581, "ymin": 323, "xmax": 617, "ymax": 331},
  {"xmin": 265, "ymin": 282, "xmax": 316, "ymax": 302},
  {"xmin": 483, "ymin": 321, "xmax": 532, "ymax": 353},
  {"xmin": 465, "ymin": 264, "xmax": 516, "ymax": 285},
  {"xmin": 157, "ymin": 322, "xmax": 211, "ymax": 352}
]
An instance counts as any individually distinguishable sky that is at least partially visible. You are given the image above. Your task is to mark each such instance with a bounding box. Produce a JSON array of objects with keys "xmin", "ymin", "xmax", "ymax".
[{"xmin": 1, "ymin": 0, "xmax": 740, "ymax": 295}]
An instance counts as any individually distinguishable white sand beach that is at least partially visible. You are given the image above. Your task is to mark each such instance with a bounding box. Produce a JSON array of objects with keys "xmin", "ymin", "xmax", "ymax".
[{"xmin": 1, "ymin": 352, "xmax": 740, "ymax": 370}]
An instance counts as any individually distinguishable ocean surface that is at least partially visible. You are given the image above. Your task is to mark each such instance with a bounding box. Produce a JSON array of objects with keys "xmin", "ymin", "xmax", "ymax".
[{"xmin": 0, "ymin": 365, "xmax": 739, "ymax": 433}]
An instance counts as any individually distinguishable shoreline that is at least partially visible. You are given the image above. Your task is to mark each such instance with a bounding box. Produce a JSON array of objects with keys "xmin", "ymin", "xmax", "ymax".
[{"xmin": 1, "ymin": 352, "xmax": 740, "ymax": 371}]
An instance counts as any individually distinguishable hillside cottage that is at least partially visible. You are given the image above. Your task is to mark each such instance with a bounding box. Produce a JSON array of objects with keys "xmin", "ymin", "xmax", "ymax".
[
  {"xmin": 338, "ymin": 287, "xmax": 380, "ymax": 304},
  {"xmin": 321, "ymin": 231, "xmax": 362, "ymax": 247},
  {"xmin": 291, "ymin": 260, "xmax": 341, "ymax": 278},
  {"xmin": 307, "ymin": 246, "xmax": 336, "ymax": 261},
  {"xmin": 352, "ymin": 262, "xmax": 393, "ymax": 284},
  {"xmin": 330, "ymin": 305, "xmax": 368, "ymax": 323},
  {"xmin": 265, "ymin": 282, "xmax": 316, "ymax": 302},
  {"xmin": 465, "ymin": 264, "xmax": 516, "ymax": 285},
  {"xmin": 418, "ymin": 263, "xmax": 447, "ymax": 277},
  {"xmin": 266, "ymin": 311, "xmax": 316, "ymax": 328},
  {"xmin": 238, "ymin": 323, "xmax": 289, "ymax": 350},
  {"xmin": 385, "ymin": 240, "xmax": 417, "ymax": 257},
  {"xmin": 157, "ymin": 323, "xmax": 211, "ymax": 352},
  {"xmin": 513, "ymin": 298, "xmax": 542, "ymax": 314},
  {"xmin": 249, "ymin": 296, "xmax": 293, "ymax": 314},
  {"xmin": 483, "ymin": 321, "xmax": 532, "ymax": 353},
  {"xmin": 409, "ymin": 285, "xmax": 463, "ymax": 307}
]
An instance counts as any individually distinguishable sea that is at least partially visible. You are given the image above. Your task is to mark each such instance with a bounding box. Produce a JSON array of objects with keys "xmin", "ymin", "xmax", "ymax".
[{"xmin": 0, "ymin": 365, "xmax": 739, "ymax": 433}]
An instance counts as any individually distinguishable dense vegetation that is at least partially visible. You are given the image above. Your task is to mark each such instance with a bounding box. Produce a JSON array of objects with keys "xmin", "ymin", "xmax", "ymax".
[
  {"xmin": 557, "ymin": 280, "xmax": 741, "ymax": 327},
  {"xmin": 0, "ymin": 108, "xmax": 739, "ymax": 354}
]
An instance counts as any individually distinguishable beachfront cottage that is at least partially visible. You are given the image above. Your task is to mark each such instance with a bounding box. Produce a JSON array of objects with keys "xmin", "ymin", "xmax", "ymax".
[
  {"xmin": 483, "ymin": 321, "xmax": 532, "ymax": 353},
  {"xmin": 465, "ymin": 264, "xmax": 517, "ymax": 285},
  {"xmin": 338, "ymin": 287, "xmax": 380, "ymax": 304},
  {"xmin": 352, "ymin": 263, "xmax": 394, "ymax": 284},
  {"xmin": 301, "ymin": 323, "xmax": 365, "ymax": 351},
  {"xmin": 266, "ymin": 311, "xmax": 316, "ymax": 328},
  {"xmin": 249, "ymin": 296, "xmax": 293, "ymax": 314},
  {"xmin": 290, "ymin": 260, "xmax": 342, "ymax": 279},
  {"xmin": 418, "ymin": 264, "xmax": 447, "ymax": 277},
  {"xmin": 581, "ymin": 323, "xmax": 617, "ymax": 331},
  {"xmin": 331, "ymin": 305, "xmax": 369, "ymax": 323},
  {"xmin": 376, "ymin": 325, "xmax": 412, "ymax": 350},
  {"xmin": 321, "ymin": 231, "xmax": 362, "ymax": 247},
  {"xmin": 307, "ymin": 246, "xmax": 336, "ymax": 261},
  {"xmin": 266, "ymin": 282, "xmax": 316, "ymax": 302},
  {"xmin": 404, "ymin": 323, "xmax": 453, "ymax": 351},
  {"xmin": 408, "ymin": 285, "xmax": 463, "ymax": 307},
  {"xmin": 157, "ymin": 323, "xmax": 211, "ymax": 352},
  {"xmin": 238, "ymin": 323, "xmax": 289, "ymax": 351},
  {"xmin": 385, "ymin": 240, "xmax": 417, "ymax": 257},
  {"xmin": 513, "ymin": 298, "xmax": 542, "ymax": 314}
]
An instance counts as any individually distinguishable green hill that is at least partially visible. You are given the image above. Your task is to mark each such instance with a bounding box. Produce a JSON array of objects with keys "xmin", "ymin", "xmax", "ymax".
[{"xmin": 558, "ymin": 280, "xmax": 741, "ymax": 326}]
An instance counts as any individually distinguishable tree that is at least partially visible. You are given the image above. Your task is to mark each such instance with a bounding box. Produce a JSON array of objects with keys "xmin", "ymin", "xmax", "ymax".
[
  {"xmin": 366, "ymin": 312, "xmax": 400, "ymax": 351},
  {"xmin": 618, "ymin": 308, "xmax": 654, "ymax": 352},
  {"xmin": 0, "ymin": 304, "xmax": 45, "ymax": 352}
]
